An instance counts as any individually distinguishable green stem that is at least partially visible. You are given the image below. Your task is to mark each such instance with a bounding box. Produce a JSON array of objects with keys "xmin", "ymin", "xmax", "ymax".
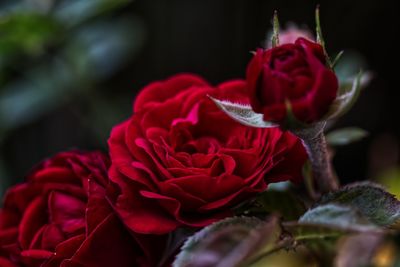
[
  {"xmin": 244, "ymin": 237, "xmax": 293, "ymax": 266},
  {"xmin": 294, "ymin": 123, "xmax": 339, "ymax": 193}
]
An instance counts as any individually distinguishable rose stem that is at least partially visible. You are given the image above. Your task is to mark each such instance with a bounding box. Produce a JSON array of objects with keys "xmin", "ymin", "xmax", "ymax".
[{"xmin": 294, "ymin": 123, "xmax": 339, "ymax": 193}]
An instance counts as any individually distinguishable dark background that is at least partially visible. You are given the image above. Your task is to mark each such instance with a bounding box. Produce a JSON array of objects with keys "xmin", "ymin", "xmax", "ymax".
[{"xmin": 1, "ymin": 0, "xmax": 399, "ymax": 196}]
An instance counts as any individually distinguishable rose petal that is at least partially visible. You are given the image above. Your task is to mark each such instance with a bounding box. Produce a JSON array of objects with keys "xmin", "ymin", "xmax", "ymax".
[
  {"xmin": 48, "ymin": 191, "xmax": 85, "ymax": 235},
  {"xmin": 109, "ymin": 175, "xmax": 180, "ymax": 234},
  {"xmin": 43, "ymin": 234, "xmax": 85, "ymax": 267},
  {"xmin": 20, "ymin": 249, "xmax": 53, "ymax": 266},
  {"xmin": 85, "ymin": 180, "xmax": 112, "ymax": 235},
  {"xmin": 64, "ymin": 215, "xmax": 142, "ymax": 267},
  {"xmin": 18, "ymin": 197, "xmax": 47, "ymax": 250},
  {"xmin": 0, "ymin": 257, "xmax": 18, "ymax": 267},
  {"xmin": 40, "ymin": 224, "xmax": 65, "ymax": 251},
  {"xmin": 30, "ymin": 167, "xmax": 79, "ymax": 185},
  {"xmin": 134, "ymin": 73, "xmax": 208, "ymax": 112}
]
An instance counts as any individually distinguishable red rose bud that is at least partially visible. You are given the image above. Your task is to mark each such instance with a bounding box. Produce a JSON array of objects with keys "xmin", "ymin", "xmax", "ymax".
[
  {"xmin": 246, "ymin": 38, "xmax": 339, "ymax": 124},
  {"xmin": 107, "ymin": 74, "xmax": 307, "ymax": 235},
  {"xmin": 0, "ymin": 151, "xmax": 164, "ymax": 267}
]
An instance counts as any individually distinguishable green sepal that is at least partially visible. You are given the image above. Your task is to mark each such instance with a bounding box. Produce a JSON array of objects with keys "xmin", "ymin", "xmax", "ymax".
[
  {"xmin": 282, "ymin": 99, "xmax": 311, "ymax": 130},
  {"xmin": 331, "ymin": 50, "xmax": 344, "ymax": 69},
  {"xmin": 315, "ymin": 6, "xmax": 332, "ymax": 68},
  {"xmin": 325, "ymin": 70, "xmax": 363, "ymax": 120},
  {"xmin": 271, "ymin": 10, "xmax": 280, "ymax": 48}
]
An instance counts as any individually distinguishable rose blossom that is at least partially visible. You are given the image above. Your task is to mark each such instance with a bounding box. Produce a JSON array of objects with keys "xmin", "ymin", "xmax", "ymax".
[
  {"xmin": 0, "ymin": 151, "xmax": 163, "ymax": 267},
  {"xmin": 247, "ymin": 38, "xmax": 338, "ymax": 123},
  {"xmin": 107, "ymin": 74, "xmax": 307, "ymax": 234}
]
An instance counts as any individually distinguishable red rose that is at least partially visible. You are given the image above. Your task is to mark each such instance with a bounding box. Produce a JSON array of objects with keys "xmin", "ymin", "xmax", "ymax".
[
  {"xmin": 0, "ymin": 151, "xmax": 162, "ymax": 267},
  {"xmin": 247, "ymin": 38, "xmax": 338, "ymax": 123},
  {"xmin": 108, "ymin": 74, "xmax": 307, "ymax": 234}
]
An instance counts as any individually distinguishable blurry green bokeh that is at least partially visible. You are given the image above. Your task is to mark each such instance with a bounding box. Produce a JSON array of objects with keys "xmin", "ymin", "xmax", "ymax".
[
  {"xmin": 0, "ymin": 0, "xmax": 145, "ymax": 197},
  {"xmin": 376, "ymin": 168, "xmax": 400, "ymax": 199}
]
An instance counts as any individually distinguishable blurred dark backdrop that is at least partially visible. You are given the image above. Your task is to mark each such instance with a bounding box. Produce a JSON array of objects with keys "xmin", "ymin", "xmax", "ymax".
[{"xmin": 1, "ymin": 0, "xmax": 399, "ymax": 197}]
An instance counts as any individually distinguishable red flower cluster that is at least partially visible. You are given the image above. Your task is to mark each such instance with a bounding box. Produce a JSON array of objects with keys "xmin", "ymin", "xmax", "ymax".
[
  {"xmin": 0, "ymin": 152, "xmax": 164, "ymax": 267},
  {"xmin": 0, "ymin": 38, "xmax": 331, "ymax": 266}
]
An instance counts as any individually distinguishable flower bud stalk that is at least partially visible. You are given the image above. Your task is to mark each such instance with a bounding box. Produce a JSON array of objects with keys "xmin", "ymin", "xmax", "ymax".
[{"xmin": 293, "ymin": 123, "xmax": 339, "ymax": 193}]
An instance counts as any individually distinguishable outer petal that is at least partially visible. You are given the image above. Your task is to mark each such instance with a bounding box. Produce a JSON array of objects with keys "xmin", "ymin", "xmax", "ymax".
[
  {"xmin": 0, "ymin": 228, "xmax": 18, "ymax": 249},
  {"xmin": 85, "ymin": 180, "xmax": 112, "ymax": 235},
  {"xmin": 107, "ymin": 175, "xmax": 181, "ymax": 234},
  {"xmin": 295, "ymin": 37, "xmax": 326, "ymax": 64},
  {"xmin": 1, "ymin": 184, "xmax": 39, "ymax": 228},
  {"xmin": 216, "ymin": 79, "xmax": 248, "ymax": 103},
  {"xmin": 133, "ymin": 73, "xmax": 208, "ymax": 112},
  {"xmin": 44, "ymin": 235, "xmax": 85, "ymax": 267},
  {"xmin": 18, "ymin": 197, "xmax": 47, "ymax": 250},
  {"xmin": 20, "ymin": 249, "xmax": 53, "ymax": 266},
  {"xmin": 62, "ymin": 214, "xmax": 143, "ymax": 267},
  {"xmin": 309, "ymin": 68, "xmax": 339, "ymax": 120},
  {"xmin": 261, "ymin": 104, "xmax": 287, "ymax": 123},
  {"xmin": 0, "ymin": 257, "xmax": 18, "ymax": 267},
  {"xmin": 246, "ymin": 49, "xmax": 265, "ymax": 113},
  {"xmin": 139, "ymin": 190, "xmax": 229, "ymax": 228},
  {"xmin": 266, "ymin": 132, "xmax": 307, "ymax": 183}
]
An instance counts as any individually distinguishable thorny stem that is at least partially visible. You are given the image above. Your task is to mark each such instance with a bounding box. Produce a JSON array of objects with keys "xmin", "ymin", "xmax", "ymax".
[{"xmin": 294, "ymin": 123, "xmax": 339, "ymax": 194}]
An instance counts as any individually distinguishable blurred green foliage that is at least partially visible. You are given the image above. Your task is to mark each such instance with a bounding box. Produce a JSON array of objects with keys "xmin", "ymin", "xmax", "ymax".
[
  {"xmin": 375, "ymin": 168, "xmax": 400, "ymax": 199},
  {"xmin": 0, "ymin": 0, "xmax": 145, "ymax": 196}
]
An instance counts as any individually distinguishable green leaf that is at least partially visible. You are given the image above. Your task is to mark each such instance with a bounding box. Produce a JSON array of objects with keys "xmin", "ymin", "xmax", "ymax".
[
  {"xmin": 209, "ymin": 96, "xmax": 314, "ymax": 130},
  {"xmin": 235, "ymin": 190, "xmax": 306, "ymax": 221},
  {"xmin": 335, "ymin": 233, "xmax": 384, "ymax": 267},
  {"xmin": 284, "ymin": 221, "xmax": 351, "ymax": 241},
  {"xmin": 209, "ymin": 96, "xmax": 277, "ymax": 128},
  {"xmin": 319, "ymin": 182, "xmax": 400, "ymax": 227},
  {"xmin": 271, "ymin": 10, "xmax": 280, "ymax": 48},
  {"xmin": 0, "ymin": 13, "xmax": 63, "ymax": 59},
  {"xmin": 325, "ymin": 71, "xmax": 362, "ymax": 120},
  {"xmin": 173, "ymin": 216, "xmax": 284, "ymax": 267},
  {"xmin": 284, "ymin": 204, "xmax": 379, "ymax": 241},
  {"xmin": 326, "ymin": 127, "xmax": 368, "ymax": 146},
  {"xmin": 299, "ymin": 204, "xmax": 377, "ymax": 231},
  {"xmin": 173, "ymin": 217, "xmax": 263, "ymax": 267}
]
